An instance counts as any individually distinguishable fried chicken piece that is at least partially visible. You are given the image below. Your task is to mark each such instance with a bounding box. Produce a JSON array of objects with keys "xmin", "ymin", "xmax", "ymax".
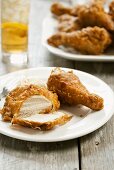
[
  {"xmin": 71, "ymin": 5, "xmax": 83, "ymax": 17},
  {"xmin": 12, "ymin": 111, "xmax": 72, "ymax": 130},
  {"xmin": 58, "ymin": 14, "xmax": 76, "ymax": 23},
  {"xmin": 1, "ymin": 84, "xmax": 60, "ymax": 122},
  {"xmin": 109, "ymin": 1, "xmax": 114, "ymax": 20},
  {"xmin": 47, "ymin": 68, "xmax": 104, "ymax": 111},
  {"xmin": 52, "ymin": 0, "xmax": 106, "ymax": 17},
  {"xmin": 51, "ymin": 2, "xmax": 72, "ymax": 16},
  {"xmin": 58, "ymin": 14, "xmax": 82, "ymax": 32},
  {"xmin": 58, "ymin": 20, "xmax": 81, "ymax": 33},
  {"xmin": 76, "ymin": 2, "xmax": 114, "ymax": 31},
  {"xmin": 51, "ymin": 2, "xmax": 79, "ymax": 16},
  {"xmin": 47, "ymin": 26, "xmax": 112, "ymax": 55}
]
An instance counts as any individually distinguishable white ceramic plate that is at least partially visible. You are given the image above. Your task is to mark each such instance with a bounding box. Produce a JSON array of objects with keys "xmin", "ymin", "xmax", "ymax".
[
  {"xmin": 42, "ymin": 15, "xmax": 114, "ymax": 62},
  {"xmin": 0, "ymin": 67, "xmax": 114, "ymax": 142}
]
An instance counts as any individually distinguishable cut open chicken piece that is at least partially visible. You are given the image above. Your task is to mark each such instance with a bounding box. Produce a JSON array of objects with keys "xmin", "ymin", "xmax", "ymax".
[
  {"xmin": 19, "ymin": 95, "xmax": 52, "ymax": 116},
  {"xmin": 1, "ymin": 84, "xmax": 60, "ymax": 122},
  {"xmin": 12, "ymin": 111, "xmax": 72, "ymax": 130}
]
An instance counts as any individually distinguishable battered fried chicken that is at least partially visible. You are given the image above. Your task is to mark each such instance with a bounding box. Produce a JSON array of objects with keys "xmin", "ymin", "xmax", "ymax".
[
  {"xmin": 47, "ymin": 68, "xmax": 104, "ymax": 111},
  {"xmin": 1, "ymin": 84, "xmax": 60, "ymax": 122},
  {"xmin": 47, "ymin": 26, "xmax": 112, "ymax": 55},
  {"xmin": 76, "ymin": 2, "xmax": 114, "ymax": 31},
  {"xmin": 58, "ymin": 15, "xmax": 82, "ymax": 32},
  {"xmin": 51, "ymin": 2, "xmax": 72, "ymax": 16},
  {"xmin": 109, "ymin": 1, "xmax": 114, "ymax": 20},
  {"xmin": 58, "ymin": 14, "xmax": 76, "ymax": 23}
]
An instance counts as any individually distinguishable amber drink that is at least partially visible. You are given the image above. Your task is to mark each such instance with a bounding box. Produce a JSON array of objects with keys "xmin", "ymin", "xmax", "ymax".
[{"xmin": 1, "ymin": 0, "xmax": 30, "ymax": 66}]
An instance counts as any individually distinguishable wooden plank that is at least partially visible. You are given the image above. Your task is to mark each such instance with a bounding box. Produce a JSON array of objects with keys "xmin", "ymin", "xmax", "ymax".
[
  {"xmin": 74, "ymin": 62, "xmax": 114, "ymax": 170},
  {"xmin": 0, "ymin": 135, "xmax": 79, "ymax": 170}
]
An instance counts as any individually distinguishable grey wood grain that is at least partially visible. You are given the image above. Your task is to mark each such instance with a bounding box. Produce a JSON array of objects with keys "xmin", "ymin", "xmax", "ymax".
[
  {"xmin": 0, "ymin": 135, "xmax": 79, "ymax": 170},
  {"xmin": 74, "ymin": 62, "xmax": 114, "ymax": 170},
  {"xmin": 0, "ymin": 0, "xmax": 79, "ymax": 170}
]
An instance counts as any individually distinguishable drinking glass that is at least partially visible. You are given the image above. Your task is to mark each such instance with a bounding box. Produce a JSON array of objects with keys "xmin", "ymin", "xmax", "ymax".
[{"xmin": 1, "ymin": 0, "xmax": 30, "ymax": 66}]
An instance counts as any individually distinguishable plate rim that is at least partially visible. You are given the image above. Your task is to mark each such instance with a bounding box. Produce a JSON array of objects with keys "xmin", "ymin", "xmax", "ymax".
[{"xmin": 0, "ymin": 67, "xmax": 114, "ymax": 142}]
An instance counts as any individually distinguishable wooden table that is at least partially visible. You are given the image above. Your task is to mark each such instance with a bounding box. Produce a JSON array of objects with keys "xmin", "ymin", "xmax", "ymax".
[{"xmin": 0, "ymin": 0, "xmax": 114, "ymax": 169}]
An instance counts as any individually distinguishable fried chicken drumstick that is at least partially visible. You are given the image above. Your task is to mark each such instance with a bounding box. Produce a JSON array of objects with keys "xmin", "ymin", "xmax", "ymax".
[
  {"xmin": 51, "ymin": 2, "xmax": 78, "ymax": 16},
  {"xmin": 47, "ymin": 68, "xmax": 104, "ymax": 111},
  {"xmin": 51, "ymin": 2, "xmax": 73, "ymax": 16},
  {"xmin": 76, "ymin": 2, "xmax": 114, "ymax": 31},
  {"xmin": 47, "ymin": 26, "xmax": 111, "ymax": 55}
]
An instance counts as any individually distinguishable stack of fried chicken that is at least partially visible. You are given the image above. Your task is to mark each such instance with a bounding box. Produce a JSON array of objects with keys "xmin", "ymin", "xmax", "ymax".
[
  {"xmin": 0, "ymin": 68, "xmax": 104, "ymax": 131},
  {"xmin": 47, "ymin": 0, "xmax": 114, "ymax": 55}
]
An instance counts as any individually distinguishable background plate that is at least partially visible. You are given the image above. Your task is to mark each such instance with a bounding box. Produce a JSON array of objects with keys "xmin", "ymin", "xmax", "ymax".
[{"xmin": 42, "ymin": 15, "xmax": 114, "ymax": 62}]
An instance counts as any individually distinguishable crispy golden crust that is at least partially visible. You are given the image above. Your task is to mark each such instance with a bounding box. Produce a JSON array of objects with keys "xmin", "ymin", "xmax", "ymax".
[
  {"xmin": 47, "ymin": 26, "xmax": 112, "ymax": 55},
  {"xmin": 1, "ymin": 85, "xmax": 60, "ymax": 122},
  {"xmin": 109, "ymin": 1, "xmax": 114, "ymax": 20},
  {"xmin": 76, "ymin": 3, "xmax": 114, "ymax": 31},
  {"xmin": 47, "ymin": 68, "xmax": 104, "ymax": 111},
  {"xmin": 51, "ymin": 2, "xmax": 72, "ymax": 16},
  {"xmin": 51, "ymin": 2, "xmax": 79, "ymax": 17},
  {"xmin": 71, "ymin": 0, "xmax": 106, "ymax": 16},
  {"xmin": 12, "ymin": 114, "xmax": 72, "ymax": 130},
  {"xmin": 58, "ymin": 14, "xmax": 76, "ymax": 23},
  {"xmin": 58, "ymin": 20, "xmax": 81, "ymax": 33},
  {"xmin": 58, "ymin": 15, "xmax": 82, "ymax": 32}
]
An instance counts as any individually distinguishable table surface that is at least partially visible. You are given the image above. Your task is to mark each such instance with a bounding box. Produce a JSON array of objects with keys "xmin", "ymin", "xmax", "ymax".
[{"xmin": 0, "ymin": 0, "xmax": 114, "ymax": 170}]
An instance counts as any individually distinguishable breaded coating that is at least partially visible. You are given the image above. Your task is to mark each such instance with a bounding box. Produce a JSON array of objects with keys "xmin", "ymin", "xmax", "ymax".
[
  {"xmin": 109, "ymin": 1, "xmax": 114, "ymax": 20},
  {"xmin": 1, "ymin": 84, "xmax": 60, "ymax": 122},
  {"xmin": 51, "ymin": 2, "xmax": 72, "ymax": 16},
  {"xmin": 51, "ymin": 1, "xmax": 106, "ymax": 17},
  {"xmin": 76, "ymin": 2, "xmax": 114, "ymax": 31},
  {"xmin": 47, "ymin": 68, "xmax": 104, "ymax": 111},
  {"xmin": 47, "ymin": 26, "xmax": 112, "ymax": 55},
  {"xmin": 58, "ymin": 14, "xmax": 76, "ymax": 23},
  {"xmin": 72, "ymin": 0, "xmax": 106, "ymax": 15},
  {"xmin": 58, "ymin": 14, "xmax": 82, "ymax": 32}
]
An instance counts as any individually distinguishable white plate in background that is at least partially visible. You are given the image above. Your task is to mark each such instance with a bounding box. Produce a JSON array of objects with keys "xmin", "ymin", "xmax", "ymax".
[{"xmin": 42, "ymin": 14, "xmax": 114, "ymax": 62}]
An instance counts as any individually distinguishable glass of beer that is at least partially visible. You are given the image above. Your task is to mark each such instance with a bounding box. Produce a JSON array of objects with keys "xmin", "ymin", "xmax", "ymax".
[{"xmin": 1, "ymin": 0, "xmax": 30, "ymax": 66}]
